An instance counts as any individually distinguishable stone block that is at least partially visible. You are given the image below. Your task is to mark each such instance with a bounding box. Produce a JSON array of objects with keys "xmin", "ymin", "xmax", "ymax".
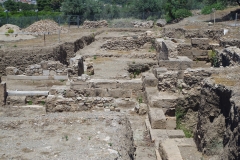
[
  {"xmin": 159, "ymin": 40, "xmax": 178, "ymax": 60},
  {"xmin": 43, "ymin": 70, "xmax": 50, "ymax": 76},
  {"xmin": 152, "ymin": 67, "xmax": 168, "ymax": 78},
  {"xmin": 148, "ymin": 108, "xmax": 166, "ymax": 129},
  {"xmin": 142, "ymin": 73, "xmax": 158, "ymax": 87},
  {"xmin": 166, "ymin": 130, "xmax": 185, "ymax": 138},
  {"xmin": 0, "ymin": 82, "xmax": 6, "ymax": 106},
  {"xmin": 116, "ymin": 79, "xmax": 143, "ymax": 92},
  {"xmin": 108, "ymin": 89, "xmax": 132, "ymax": 98},
  {"xmin": 49, "ymin": 70, "xmax": 56, "ymax": 76},
  {"xmin": 89, "ymin": 79, "xmax": 117, "ymax": 89},
  {"xmin": 6, "ymin": 96, "xmax": 26, "ymax": 106},
  {"xmin": 70, "ymin": 81, "xmax": 90, "ymax": 90},
  {"xmin": 159, "ymin": 139, "xmax": 183, "ymax": 160},
  {"xmin": 191, "ymin": 38, "xmax": 210, "ymax": 50}
]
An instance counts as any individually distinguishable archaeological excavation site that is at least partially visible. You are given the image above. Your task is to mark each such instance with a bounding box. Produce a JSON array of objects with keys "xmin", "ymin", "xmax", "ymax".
[{"xmin": 0, "ymin": 13, "xmax": 239, "ymax": 160}]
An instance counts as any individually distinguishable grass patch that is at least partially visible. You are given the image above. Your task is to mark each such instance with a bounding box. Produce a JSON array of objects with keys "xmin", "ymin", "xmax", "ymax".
[
  {"xmin": 176, "ymin": 108, "xmax": 193, "ymax": 138},
  {"xmin": 8, "ymin": 28, "xmax": 14, "ymax": 33},
  {"xmin": 28, "ymin": 101, "xmax": 33, "ymax": 105},
  {"xmin": 138, "ymin": 96, "xmax": 143, "ymax": 104}
]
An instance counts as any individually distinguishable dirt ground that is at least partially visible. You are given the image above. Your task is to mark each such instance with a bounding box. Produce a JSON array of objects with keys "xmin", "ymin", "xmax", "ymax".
[{"xmin": 0, "ymin": 110, "xmax": 135, "ymax": 160}]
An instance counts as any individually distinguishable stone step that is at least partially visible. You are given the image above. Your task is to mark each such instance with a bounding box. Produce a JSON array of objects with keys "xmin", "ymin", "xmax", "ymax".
[
  {"xmin": 145, "ymin": 117, "xmax": 185, "ymax": 148},
  {"xmin": 158, "ymin": 56, "xmax": 192, "ymax": 70},
  {"xmin": 142, "ymin": 72, "xmax": 158, "ymax": 88},
  {"xmin": 145, "ymin": 87, "xmax": 178, "ymax": 114},
  {"xmin": 159, "ymin": 139, "xmax": 183, "ymax": 160},
  {"xmin": 7, "ymin": 91, "xmax": 49, "ymax": 96},
  {"xmin": 6, "ymin": 75, "xmax": 68, "ymax": 80},
  {"xmin": 148, "ymin": 108, "xmax": 166, "ymax": 129}
]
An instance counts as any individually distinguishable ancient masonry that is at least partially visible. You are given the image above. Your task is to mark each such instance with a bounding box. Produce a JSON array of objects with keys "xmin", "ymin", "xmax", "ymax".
[{"xmin": 0, "ymin": 25, "xmax": 239, "ymax": 160}]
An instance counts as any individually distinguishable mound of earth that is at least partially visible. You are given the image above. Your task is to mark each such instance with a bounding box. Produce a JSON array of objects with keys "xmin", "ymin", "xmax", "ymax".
[
  {"xmin": 0, "ymin": 24, "xmax": 35, "ymax": 41},
  {"xmin": 0, "ymin": 24, "xmax": 21, "ymax": 33},
  {"xmin": 23, "ymin": 19, "xmax": 68, "ymax": 35}
]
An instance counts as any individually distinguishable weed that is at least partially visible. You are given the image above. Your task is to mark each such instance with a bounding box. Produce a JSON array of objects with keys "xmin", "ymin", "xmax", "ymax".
[
  {"xmin": 88, "ymin": 136, "xmax": 91, "ymax": 140},
  {"xmin": 5, "ymin": 33, "xmax": 9, "ymax": 36},
  {"xmin": 208, "ymin": 50, "xmax": 219, "ymax": 67},
  {"xmin": 196, "ymin": 58, "xmax": 199, "ymax": 64},
  {"xmin": 94, "ymin": 55, "xmax": 97, "ymax": 60},
  {"xmin": 108, "ymin": 143, "xmax": 112, "ymax": 146},
  {"xmin": 178, "ymin": 85, "xmax": 183, "ymax": 94},
  {"xmin": 132, "ymin": 61, "xmax": 135, "ymax": 64},
  {"xmin": 8, "ymin": 28, "xmax": 14, "ymax": 33},
  {"xmin": 176, "ymin": 108, "xmax": 193, "ymax": 138},
  {"xmin": 28, "ymin": 101, "xmax": 33, "ymax": 105},
  {"xmin": 41, "ymin": 101, "xmax": 45, "ymax": 105},
  {"xmin": 62, "ymin": 135, "xmax": 68, "ymax": 141},
  {"xmin": 138, "ymin": 97, "xmax": 143, "ymax": 103},
  {"xmin": 13, "ymin": 45, "xmax": 17, "ymax": 47},
  {"xmin": 59, "ymin": 79, "xmax": 65, "ymax": 82}
]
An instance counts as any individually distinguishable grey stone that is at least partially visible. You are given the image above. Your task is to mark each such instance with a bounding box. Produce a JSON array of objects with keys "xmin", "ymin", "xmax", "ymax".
[
  {"xmin": 148, "ymin": 108, "xmax": 166, "ymax": 129},
  {"xmin": 156, "ymin": 19, "xmax": 167, "ymax": 27}
]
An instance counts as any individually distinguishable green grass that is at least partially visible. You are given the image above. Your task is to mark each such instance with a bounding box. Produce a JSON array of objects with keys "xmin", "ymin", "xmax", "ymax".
[
  {"xmin": 28, "ymin": 101, "xmax": 33, "ymax": 105},
  {"xmin": 176, "ymin": 108, "xmax": 193, "ymax": 138},
  {"xmin": 138, "ymin": 96, "xmax": 143, "ymax": 104}
]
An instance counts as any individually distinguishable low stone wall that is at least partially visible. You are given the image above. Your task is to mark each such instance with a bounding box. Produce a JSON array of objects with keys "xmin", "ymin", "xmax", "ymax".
[
  {"xmin": 25, "ymin": 61, "xmax": 68, "ymax": 76},
  {"xmin": 46, "ymin": 95, "xmax": 114, "ymax": 112},
  {"xmin": 101, "ymin": 36, "xmax": 153, "ymax": 51},
  {"xmin": 0, "ymin": 34, "xmax": 95, "ymax": 75},
  {"xmin": 163, "ymin": 28, "xmax": 224, "ymax": 40},
  {"xmin": 82, "ymin": 20, "xmax": 108, "ymax": 29}
]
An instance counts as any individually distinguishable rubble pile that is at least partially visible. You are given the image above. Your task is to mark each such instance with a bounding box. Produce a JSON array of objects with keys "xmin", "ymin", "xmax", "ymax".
[
  {"xmin": 82, "ymin": 20, "xmax": 108, "ymax": 29},
  {"xmin": 132, "ymin": 20, "xmax": 154, "ymax": 28},
  {"xmin": 23, "ymin": 19, "xmax": 68, "ymax": 35}
]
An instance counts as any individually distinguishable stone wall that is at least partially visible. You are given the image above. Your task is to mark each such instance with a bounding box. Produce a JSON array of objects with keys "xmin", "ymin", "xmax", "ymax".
[
  {"xmin": 0, "ymin": 34, "xmax": 95, "ymax": 75},
  {"xmin": 101, "ymin": 36, "xmax": 153, "ymax": 51},
  {"xmin": 163, "ymin": 28, "xmax": 224, "ymax": 40}
]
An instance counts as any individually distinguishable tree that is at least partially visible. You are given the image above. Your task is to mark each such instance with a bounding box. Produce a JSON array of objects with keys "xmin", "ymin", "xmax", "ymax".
[
  {"xmin": 37, "ymin": 0, "xmax": 51, "ymax": 11},
  {"xmin": 51, "ymin": 0, "xmax": 63, "ymax": 11},
  {"xmin": 3, "ymin": 0, "xmax": 18, "ymax": 11}
]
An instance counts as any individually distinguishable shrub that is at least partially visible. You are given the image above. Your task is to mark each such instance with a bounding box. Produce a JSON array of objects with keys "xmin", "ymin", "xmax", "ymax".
[
  {"xmin": 8, "ymin": 28, "xmax": 14, "ymax": 33},
  {"xmin": 174, "ymin": 9, "xmax": 192, "ymax": 19},
  {"xmin": 201, "ymin": 2, "xmax": 225, "ymax": 15}
]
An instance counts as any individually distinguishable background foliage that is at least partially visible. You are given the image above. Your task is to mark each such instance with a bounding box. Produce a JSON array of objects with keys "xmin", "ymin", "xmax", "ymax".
[{"xmin": 0, "ymin": 0, "xmax": 239, "ymax": 22}]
